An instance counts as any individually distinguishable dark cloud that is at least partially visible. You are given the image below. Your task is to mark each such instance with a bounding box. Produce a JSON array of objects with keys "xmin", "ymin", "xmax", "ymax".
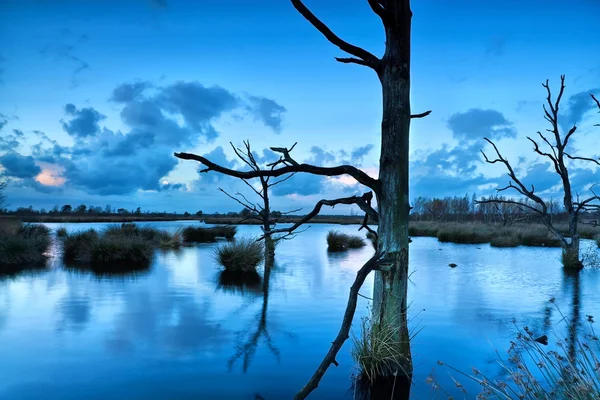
[
  {"xmin": 159, "ymin": 182, "xmax": 187, "ymax": 191},
  {"xmin": 0, "ymin": 134, "xmax": 20, "ymax": 152},
  {"xmin": 308, "ymin": 146, "xmax": 336, "ymax": 166},
  {"xmin": 62, "ymin": 104, "xmax": 106, "ymax": 138},
  {"xmin": 110, "ymin": 81, "xmax": 152, "ymax": 103},
  {"xmin": 247, "ymin": 95, "xmax": 287, "ymax": 134},
  {"xmin": 0, "ymin": 152, "xmax": 41, "ymax": 179},
  {"xmin": 12, "ymin": 129, "xmax": 24, "ymax": 137},
  {"xmin": 350, "ymin": 144, "xmax": 374, "ymax": 164},
  {"xmin": 561, "ymin": 88, "xmax": 600, "ymax": 128},
  {"xmin": 158, "ymin": 82, "xmax": 239, "ymax": 138},
  {"xmin": 447, "ymin": 109, "xmax": 516, "ymax": 141},
  {"xmin": 0, "ymin": 119, "xmax": 6, "ymax": 131}
]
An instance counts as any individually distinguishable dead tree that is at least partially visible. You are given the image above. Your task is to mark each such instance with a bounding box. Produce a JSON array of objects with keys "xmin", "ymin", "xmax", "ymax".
[
  {"xmin": 218, "ymin": 140, "xmax": 301, "ymax": 257},
  {"xmin": 176, "ymin": 1, "xmax": 425, "ymax": 398},
  {"xmin": 479, "ymin": 76, "xmax": 600, "ymax": 269}
]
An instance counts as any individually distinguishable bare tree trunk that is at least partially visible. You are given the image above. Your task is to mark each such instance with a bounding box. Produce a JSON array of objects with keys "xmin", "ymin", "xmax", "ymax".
[{"xmin": 373, "ymin": 2, "xmax": 413, "ymax": 384}]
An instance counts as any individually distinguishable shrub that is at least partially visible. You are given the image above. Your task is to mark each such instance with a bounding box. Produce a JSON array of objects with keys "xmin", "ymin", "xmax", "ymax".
[
  {"xmin": 327, "ymin": 230, "xmax": 366, "ymax": 251},
  {"xmin": 215, "ymin": 238, "xmax": 264, "ymax": 272},
  {"xmin": 0, "ymin": 223, "xmax": 51, "ymax": 271},
  {"xmin": 212, "ymin": 225, "xmax": 237, "ymax": 240},
  {"xmin": 56, "ymin": 227, "xmax": 68, "ymax": 237}
]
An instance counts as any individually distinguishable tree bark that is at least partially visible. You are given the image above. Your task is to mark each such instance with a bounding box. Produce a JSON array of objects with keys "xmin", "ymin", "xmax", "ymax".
[{"xmin": 373, "ymin": 0, "xmax": 413, "ymax": 382}]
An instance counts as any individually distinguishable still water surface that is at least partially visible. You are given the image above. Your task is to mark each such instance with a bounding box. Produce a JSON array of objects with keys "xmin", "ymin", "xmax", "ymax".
[{"xmin": 0, "ymin": 221, "xmax": 598, "ymax": 399}]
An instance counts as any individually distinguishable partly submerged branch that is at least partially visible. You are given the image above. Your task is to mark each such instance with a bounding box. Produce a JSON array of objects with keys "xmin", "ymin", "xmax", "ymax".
[{"xmin": 294, "ymin": 252, "xmax": 386, "ymax": 400}]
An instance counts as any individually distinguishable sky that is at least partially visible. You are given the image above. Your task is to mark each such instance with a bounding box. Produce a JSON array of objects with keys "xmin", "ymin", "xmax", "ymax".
[{"xmin": 0, "ymin": 0, "xmax": 599, "ymax": 214}]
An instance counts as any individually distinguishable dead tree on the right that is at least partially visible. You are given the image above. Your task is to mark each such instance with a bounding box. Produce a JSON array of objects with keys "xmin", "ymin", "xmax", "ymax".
[{"xmin": 480, "ymin": 76, "xmax": 600, "ymax": 269}]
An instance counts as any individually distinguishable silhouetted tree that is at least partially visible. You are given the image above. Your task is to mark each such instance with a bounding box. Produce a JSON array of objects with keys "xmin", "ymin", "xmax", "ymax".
[
  {"xmin": 175, "ymin": 1, "xmax": 427, "ymax": 398},
  {"xmin": 61, "ymin": 204, "xmax": 72, "ymax": 214},
  {"xmin": 479, "ymin": 76, "xmax": 600, "ymax": 269}
]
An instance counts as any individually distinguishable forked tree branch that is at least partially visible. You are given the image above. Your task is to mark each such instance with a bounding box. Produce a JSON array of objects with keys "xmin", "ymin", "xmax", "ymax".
[
  {"xmin": 290, "ymin": 0, "xmax": 381, "ymax": 69},
  {"xmin": 175, "ymin": 144, "xmax": 380, "ymax": 194},
  {"xmin": 259, "ymin": 192, "xmax": 378, "ymax": 240},
  {"xmin": 294, "ymin": 251, "xmax": 386, "ymax": 400}
]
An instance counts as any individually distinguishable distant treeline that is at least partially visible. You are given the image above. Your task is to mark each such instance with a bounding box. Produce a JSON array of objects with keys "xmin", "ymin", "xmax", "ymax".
[
  {"xmin": 411, "ymin": 194, "xmax": 599, "ymax": 225},
  {"xmin": 2, "ymin": 194, "xmax": 598, "ymax": 226}
]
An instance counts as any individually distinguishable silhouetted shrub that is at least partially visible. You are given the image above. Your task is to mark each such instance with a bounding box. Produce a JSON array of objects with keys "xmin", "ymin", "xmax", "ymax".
[
  {"xmin": 0, "ymin": 222, "xmax": 51, "ymax": 271},
  {"xmin": 327, "ymin": 230, "xmax": 366, "ymax": 251}
]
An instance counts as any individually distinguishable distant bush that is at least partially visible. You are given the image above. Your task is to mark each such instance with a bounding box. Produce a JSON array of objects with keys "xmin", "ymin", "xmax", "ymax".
[
  {"xmin": 182, "ymin": 225, "xmax": 237, "ymax": 243},
  {"xmin": 327, "ymin": 230, "xmax": 366, "ymax": 251},
  {"xmin": 215, "ymin": 238, "xmax": 264, "ymax": 272},
  {"xmin": 436, "ymin": 224, "xmax": 491, "ymax": 244},
  {"xmin": 56, "ymin": 227, "xmax": 68, "ymax": 237},
  {"xmin": 409, "ymin": 222, "xmax": 439, "ymax": 237},
  {"xmin": 103, "ymin": 223, "xmax": 180, "ymax": 248},
  {"xmin": 489, "ymin": 233, "xmax": 521, "ymax": 248},
  {"xmin": 0, "ymin": 222, "xmax": 51, "ymax": 272}
]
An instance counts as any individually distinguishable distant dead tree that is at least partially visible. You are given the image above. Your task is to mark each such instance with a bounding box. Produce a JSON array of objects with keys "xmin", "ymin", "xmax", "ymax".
[
  {"xmin": 176, "ymin": 1, "xmax": 426, "ymax": 398},
  {"xmin": 218, "ymin": 140, "xmax": 302, "ymax": 258},
  {"xmin": 479, "ymin": 76, "xmax": 600, "ymax": 269}
]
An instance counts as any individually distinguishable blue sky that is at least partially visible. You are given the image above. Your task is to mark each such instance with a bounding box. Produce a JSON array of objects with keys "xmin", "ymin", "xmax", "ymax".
[{"xmin": 0, "ymin": 0, "xmax": 599, "ymax": 213}]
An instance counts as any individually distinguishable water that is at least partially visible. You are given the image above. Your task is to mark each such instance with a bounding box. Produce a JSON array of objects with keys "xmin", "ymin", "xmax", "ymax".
[{"xmin": 0, "ymin": 222, "xmax": 598, "ymax": 399}]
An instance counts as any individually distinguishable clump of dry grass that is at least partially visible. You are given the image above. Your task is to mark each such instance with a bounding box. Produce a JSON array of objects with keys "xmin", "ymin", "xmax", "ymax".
[
  {"xmin": 326, "ymin": 230, "xmax": 366, "ymax": 251},
  {"xmin": 0, "ymin": 222, "xmax": 51, "ymax": 272},
  {"xmin": 214, "ymin": 238, "xmax": 264, "ymax": 272}
]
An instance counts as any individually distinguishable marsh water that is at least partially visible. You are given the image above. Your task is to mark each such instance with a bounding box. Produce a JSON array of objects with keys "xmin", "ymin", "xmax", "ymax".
[{"xmin": 0, "ymin": 221, "xmax": 599, "ymax": 399}]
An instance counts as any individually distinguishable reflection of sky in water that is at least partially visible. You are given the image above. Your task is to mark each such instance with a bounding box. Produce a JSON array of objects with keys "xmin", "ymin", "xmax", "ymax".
[{"xmin": 0, "ymin": 222, "xmax": 598, "ymax": 399}]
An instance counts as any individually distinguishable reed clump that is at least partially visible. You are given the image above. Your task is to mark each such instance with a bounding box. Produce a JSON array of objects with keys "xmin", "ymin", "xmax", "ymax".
[
  {"xmin": 214, "ymin": 238, "xmax": 264, "ymax": 272},
  {"xmin": 182, "ymin": 225, "xmax": 237, "ymax": 243},
  {"xmin": 326, "ymin": 230, "xmax": 366, "ymax": 251},
  {"xmin": 0, "ymin": 222, "xmax": 51, "ymax": 272}
]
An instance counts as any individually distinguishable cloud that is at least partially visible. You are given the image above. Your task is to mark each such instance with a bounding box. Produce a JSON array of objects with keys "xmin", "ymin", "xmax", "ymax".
[
  {"xmin": 159, "ymin": 182, "xmax": 187, "ymax": 191},
  {"xmin": 110, "ymin": 81, "xmax": 152, "ymax": 103},
  {"xmin": 350, "ymin": 144, "xmax": 374, "ymax": 164},
  {"xmin": 247, "ymin": 95, "xmax": 287, "ymax": 134},
  {"xmin": 447, "ymin": 109, "xmax": 516, "ymax": 141},
  {"xmin": 0, "ymin": 152, "xmax": 42, "ymax": 179},
  {"xmin": 62, "ymin": 104, "xmax": 106, "ymax": 138},
  {"xmin": 149, "ymin": 0, "xmax": 168, "ymax": 8},
  {"xmin": 270, "ymin": 173, "xmax": 323, "ymax": 197},
  {"xmin": 561, "ymin": 88, "xmax": 600, "ymax": 128}
]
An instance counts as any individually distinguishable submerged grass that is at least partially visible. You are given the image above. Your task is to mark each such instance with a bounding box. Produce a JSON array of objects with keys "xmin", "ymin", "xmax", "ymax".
[
  {"xmin": 434, "ymin": 304, "xmax": 600, "ymax": 399},
  {"xmin": 326, "ymin": 230, "xmax": 366, "ymax": 251},
  {"xmin": 214, "ymin": 238, "xmax": 264, "ymax": 272},
  {"xmin": 0, "ymin": 221, "xmax": 51, "ymax": 272}
]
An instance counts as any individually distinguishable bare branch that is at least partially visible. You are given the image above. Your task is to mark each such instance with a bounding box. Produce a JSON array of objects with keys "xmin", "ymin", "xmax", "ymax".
[
  {"xmin": 294, "ymin": 252, "xmax": 385, "ymax": 400},
  {"xmin": 367, "ymin": 0, "xmax": 392, "ymax": 25},
  {"xmin": 475, "ymin": 198, "xmax": 543, "ymax": 215},
  {"xmin": 527, "ymin": 136, "xmax": 560, "ymax": 173},
  {"xmin": 218, "ymin": 188, "xmax": 259, "ymax": 214},
  {"xmin": 260, "ymin": 192, "xmax": 378, "ymax": 240},
  {"xmin": 564, "ymin": 152, "xmax": 600, "ymax": 166},
  {"xmin": 410, "ymin": 110, "xmax": 432, "ymax": 119},
  {"xmin": 176, "ymin": 144, "xmax": 380, "ymax": 194},
  {"xmin": 290, "ymin": 0, "xmax": 380, "ymax": 69},
  {"xmin": 335, "ymin": 57, "xmax": 371, "ymax": 67},
  {"xmin": 481, "ymin": 137, "xmax": 547, "ymax": 211}
]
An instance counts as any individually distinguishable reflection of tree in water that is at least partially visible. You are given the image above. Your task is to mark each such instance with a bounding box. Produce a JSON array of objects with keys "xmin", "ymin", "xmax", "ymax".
[
  {"xmin": 562, "ymin": 269, "xmax": 581, "ymax": 361},
  {"xmin": 227, "ymin": 255, "xmax": 288, "ymax": 372}
]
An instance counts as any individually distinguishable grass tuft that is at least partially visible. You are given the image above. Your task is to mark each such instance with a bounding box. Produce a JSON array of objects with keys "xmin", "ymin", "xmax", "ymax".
[
  {"xmin": 182, "ymin": 225, "xmax": 237, "ymax": 243},
  {"xmin": 595, "ymin": 234, "xmax": 600, "ymax": 248},
  {"xmin": 351, "ymin": 315, "xmax": 406, "ymax": 384},
  {"xmin": 215, "ymin": 238, "xmax": 264, "ymax": 272},
  {"xmin": 56, "ymin": 227, "xmax": 68, "ymax": 237},
  {"xmin": 327, "ymin": 230, "xmax": 366, "ymax": 251}
]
